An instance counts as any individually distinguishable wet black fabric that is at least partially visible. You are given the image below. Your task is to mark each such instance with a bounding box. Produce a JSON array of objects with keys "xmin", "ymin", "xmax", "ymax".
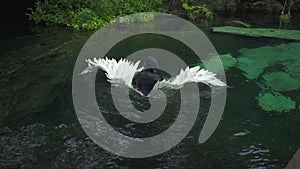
[{"xmin": 132, "ymin": 69, "xmax": 163, "ymax": 96}]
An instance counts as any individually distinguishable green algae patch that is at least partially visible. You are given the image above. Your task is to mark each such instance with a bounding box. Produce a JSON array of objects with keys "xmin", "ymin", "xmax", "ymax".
[
  {"xmin": 258, "ymin": 92, "xmax": 296, "ymax": 113},
  {"xmin": 219, "ymin": 54, "xmax": 238, "ymax": 69},
  {"xmin": 193, "ymin": 53, "xmax": 237, "ymax": 73},
  {"xmin": 237, "ymin": 42, "xmax": 300, "ymax": 80},
  {"xmin": 282, "ymin": 58, "xmax": 300, "ymax": 82},
  {"xmin": 263, "ymin": 71, "xmax": 300, "ymax": 92},
  {"xmin": 212, "ymin": 26, "xmax": 300, "ymax": 41},
  {"xmin": 237, "ymin": 42, "xmax": 300, "ymax": 114},
  {"xmin": 238, "ymin": 56, "xmax": 269, "ymax": 80}
]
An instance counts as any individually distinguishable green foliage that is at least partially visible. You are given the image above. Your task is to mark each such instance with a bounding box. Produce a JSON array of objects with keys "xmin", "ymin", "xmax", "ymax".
[
  {"xmin": 27, "ymin": 0, "xmax": 163, "ymax": 30},
  {"xmin": 181, "ymin": 2, "xmax": 213, "ymax": 21},
  {"xmin": 67, "ymin": 8, "xmax": 106, "ymax": 30},
  {"xmin": 123, "ymin": 13, "xmax": 155, "ymax": 23}
]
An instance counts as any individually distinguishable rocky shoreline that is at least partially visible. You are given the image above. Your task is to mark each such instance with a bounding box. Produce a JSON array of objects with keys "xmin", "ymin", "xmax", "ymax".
[{"xmin": 208, "ymin": 0, "xmax": 299, "ymax": 14}]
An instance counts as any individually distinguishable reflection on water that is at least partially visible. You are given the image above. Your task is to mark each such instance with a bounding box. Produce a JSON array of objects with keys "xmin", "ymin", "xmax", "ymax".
[
  {"xmin": 239, "ymin": 143, "xmax": 276, "ymax": 168},
  {"xmin": 0, "ymin": 14, "xmax": 300, "ymax": 168}
]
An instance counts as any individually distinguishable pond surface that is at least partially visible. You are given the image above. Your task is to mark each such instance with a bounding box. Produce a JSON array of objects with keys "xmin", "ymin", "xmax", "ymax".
[{"xmin": 0, "ymin": 14, "xmax": 300, "ymax": 169}]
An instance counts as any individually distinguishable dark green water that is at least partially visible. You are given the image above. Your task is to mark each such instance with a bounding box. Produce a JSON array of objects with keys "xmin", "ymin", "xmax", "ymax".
[{"xmin": 0, "ymin": 14, "xmax": 300, "ymax": 169}]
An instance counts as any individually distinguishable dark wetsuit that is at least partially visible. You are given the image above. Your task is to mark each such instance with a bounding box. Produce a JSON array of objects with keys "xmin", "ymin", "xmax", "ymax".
[{"xmin": 132, "ymin": 69, "xmax": 163, "ymax": 96}]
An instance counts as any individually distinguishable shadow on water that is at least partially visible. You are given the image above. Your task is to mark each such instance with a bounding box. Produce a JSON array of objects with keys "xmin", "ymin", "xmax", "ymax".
[{"xmin": 0, "ymin": 14, "xmax": 300, "ymax": 168}]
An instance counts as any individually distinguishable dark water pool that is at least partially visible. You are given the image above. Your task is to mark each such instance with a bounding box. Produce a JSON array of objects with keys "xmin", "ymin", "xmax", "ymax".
[{"xmin": 0, "ymin": 14, "xmax": 299, "ymax": 169}]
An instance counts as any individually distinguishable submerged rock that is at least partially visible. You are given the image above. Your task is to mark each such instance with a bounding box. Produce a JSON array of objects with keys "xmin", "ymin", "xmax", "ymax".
[
  {"xmin": 0, "ymin": 28, "xmax": 90, "ymax": 125},
  {"xmin": 0, "ymin": 123, "xmax": 45, "ymax": 168}
]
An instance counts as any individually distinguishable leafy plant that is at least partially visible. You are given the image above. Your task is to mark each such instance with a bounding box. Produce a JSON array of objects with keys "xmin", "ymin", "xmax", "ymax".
[
  {"xmin": 67, "ymin": 8, "xmax": 106, "ymax": 30},
  {"xmin": 181, "ymin": 2, "xmax": 213, "ymax": 21},
  {"xmin": 123, "ymin": 12, "xmax": 155, "ymax": 23},
  {"xmin": 27, "ymin": 0, "xmax": 163, "ymax": 30}
]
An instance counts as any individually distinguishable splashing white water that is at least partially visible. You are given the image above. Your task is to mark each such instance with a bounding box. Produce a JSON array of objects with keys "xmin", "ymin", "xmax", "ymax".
[{"xmin": 81, "ymin": 57, "xmax": 226, "ymax": 93}]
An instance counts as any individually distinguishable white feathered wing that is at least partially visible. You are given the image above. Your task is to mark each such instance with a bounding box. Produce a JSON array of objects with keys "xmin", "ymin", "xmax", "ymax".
[
  {"xmin": 81, "ymin": 57, "xmax": 226, "ymax": 92},
  {"xmin": 81, "ymin": 57, "xmax": 143, "ymax": 88},
  {"xmin": 153, "ymin": 66, "xmax": 226, "ymax": 90}
]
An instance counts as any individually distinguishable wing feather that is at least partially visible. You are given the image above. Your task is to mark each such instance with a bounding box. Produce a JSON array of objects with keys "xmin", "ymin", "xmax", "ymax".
[
  {"xmin": 153, "ymin": 66, "xmax": 226, "ymax": 90},
  {"xmin": 81, "ymin": 57, "xmax": 143, "ymax": 87},
  {"xmin": 81, "ymin": 58, "xmax": 226, "ymax": 93}
]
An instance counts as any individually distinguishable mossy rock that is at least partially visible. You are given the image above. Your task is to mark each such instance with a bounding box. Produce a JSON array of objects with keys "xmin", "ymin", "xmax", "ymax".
[
  {"xmin": 258, "ymin": 92, "xmax": 296, "ymax": 113},
  {"xmin": 212, "ymin": 26, "xmax": 300, "ymax": 41}
]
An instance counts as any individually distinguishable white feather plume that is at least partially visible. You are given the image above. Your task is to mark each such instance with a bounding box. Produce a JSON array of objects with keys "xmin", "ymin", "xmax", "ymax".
[
  {"xmin": 153, "ymin": 66, "xmax": 226, "ymax": 90},
  {"xmin": 81, "ymin": 57, "xmax": 143, "ymax": 87}
]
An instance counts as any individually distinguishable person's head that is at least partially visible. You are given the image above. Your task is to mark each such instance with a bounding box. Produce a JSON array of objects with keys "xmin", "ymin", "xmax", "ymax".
[
  {"xmin": 131, "ymin": 56, "xmax": 162, "ymax": 95},
  {"xmin": 144, "ymin": 56, "xmax": 159, "ymax": 68},
  {"xmin": 143, "ymin": 56, "xmax": 159, "ymax": 73}
]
